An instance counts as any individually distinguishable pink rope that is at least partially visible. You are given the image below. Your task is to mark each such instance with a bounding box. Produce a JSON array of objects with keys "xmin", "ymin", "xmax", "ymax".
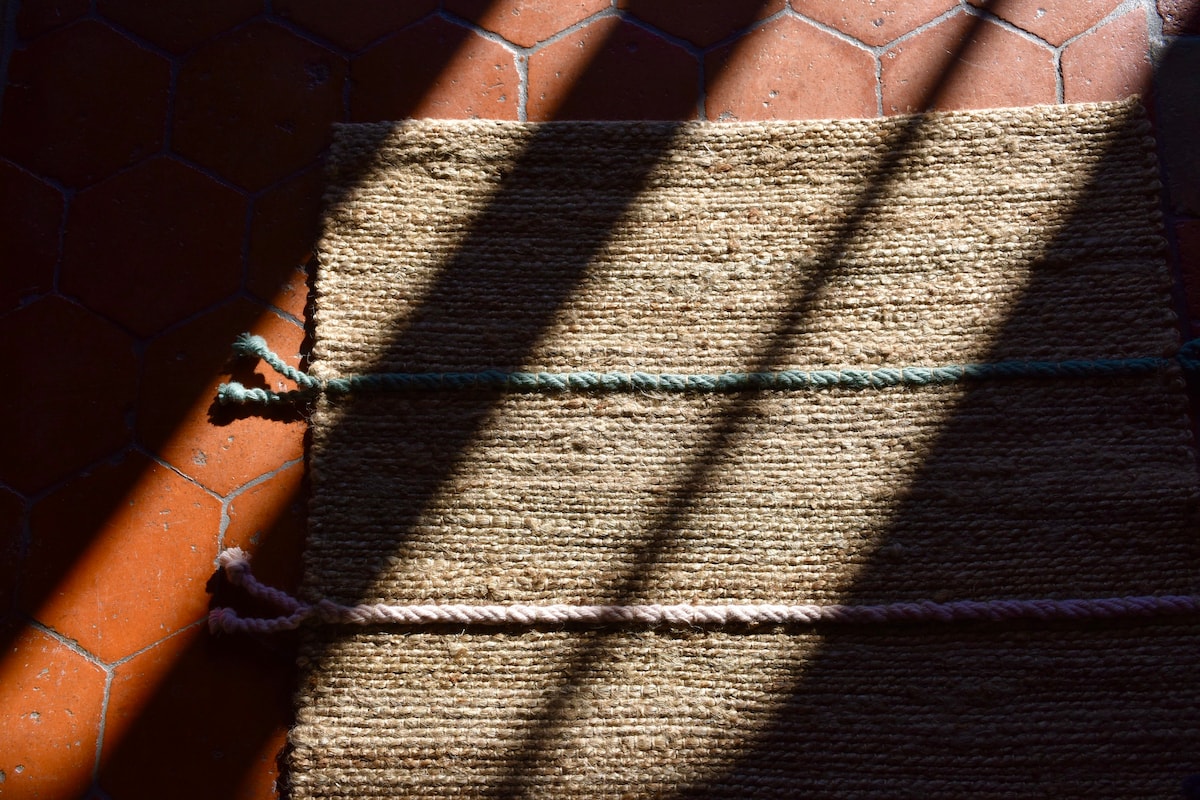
[{"xmin": 208, "ymin": 547, "xmax": 1200, "ymax": 635}]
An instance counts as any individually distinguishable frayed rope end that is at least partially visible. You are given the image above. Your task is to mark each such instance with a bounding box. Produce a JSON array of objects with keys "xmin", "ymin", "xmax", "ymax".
[
  {"xmin": 217, "ymin": 546, "xmax": 250, "ymax": 576},
  {"xmin": 231, "ymin": 332, "xmax": 270, "ymax": 359},
  {"xmin": 216, "ymin": 382, "xmax": 293, "ymax": 406},
  {"xmin": 216, "ymin": 381, "xmax": 250, "ymax": 405}
]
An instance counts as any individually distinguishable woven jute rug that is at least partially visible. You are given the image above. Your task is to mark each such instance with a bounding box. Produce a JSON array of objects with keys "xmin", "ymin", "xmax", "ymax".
[{"xmin": 286, "ymin": 99, "xmax": 1200, "ymax": 798}]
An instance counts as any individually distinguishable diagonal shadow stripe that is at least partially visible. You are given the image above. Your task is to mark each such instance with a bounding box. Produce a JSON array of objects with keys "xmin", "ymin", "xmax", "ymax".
[
  {"xmin": 479, "ymin": 10, "xmax": 1006, "ymax": 798},
  {"xmin": 680, "ymin": 97, "xmax": 1200, "ymax": 797}
]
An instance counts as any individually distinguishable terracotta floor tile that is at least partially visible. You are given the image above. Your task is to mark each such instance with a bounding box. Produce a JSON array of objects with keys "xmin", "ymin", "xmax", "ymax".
[
  {"xmin": 449, "ymin": 0, "xmax": 608, "ymax": 48},
  {"xmin": 619, "ymin": 0, "xmax": 784, "ymax": 48},
  {"xmin": 0, "ymin": 297, "xmax": 138, "ymax": 495},
  {"xmin": 61, "ymin": 157, "xmax": 247, "ymax": 338},
  {"xmin": 100, "ymin": 625, "xmax": 293, "ymax": 800},
  {"xmin": 172, "ymin": 21, "xmax": 347, "ymax": 192},
  {"xmin": 967, "ymin": 0, "xmax": 1119, "ymax": 46},
  {"xmin": 0, "ymin": 489, "xmax": 23, "ymax": 609},
  {"xmin": 1161, "ymin": 0, "xmax": 1200, "ymax": 35},
  {"xmin": 0, "ymin": 620, "xmax": 106, "ymax": 799},
  {"xmin": 706, "ymin": 15, "xmax": 877, "ymax": 121},
  {"xmin": 0, "ymin": 159, "xmax": 62, "ymax": 313},
  {"xmin": 98, "ymin": 0, "xmax": 261, "ymax": 54},
  {"xmin": 350, "ymin": 16, "xmax": 519, "ymax": 121},
  {"xmin": 0, "ymin": 21, "xmax": 169, "ymax": 188},
  {"xmin": 528, "ymin": 16, "xmax": 699, "ymax": 120},
  {"xmin": 1157, "ymin": 39, "xmax": 1200, "ymax": 216},
  {"xmin": 273, "ymin": 0, "xmax": 436, "ymax": 51},
  {"xmin": 881, "ymin": 11, "xmax": 1056, "ymax": 114},
  {"xmin": 1062, "ymin": 8, "xmax": 1151, "ymax": 103},
  {"xmin": 247, "ymin": 167, "xmax": 322, "ymax": 320},
  {"xmin": 138, "ymin": 299, "xmax": 306, "ymax": 495},
  {"xmin": 21, "ymin": 452, "xmax": 220, "ymax": 663},
  {"xmin": 15, "ymin": 0, "xmax": 89, "ymax": 40},
  {"xmin": 224, "ymin": 461, "xmax": 306, "ymax": 596},
  {"xmin": 796, "ymin": 0, "xmax": 958, "ymax": 47}
]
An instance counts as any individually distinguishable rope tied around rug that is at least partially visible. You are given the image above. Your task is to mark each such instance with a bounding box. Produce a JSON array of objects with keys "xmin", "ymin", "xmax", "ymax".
[
  {"xmin": 217, "ymin": 333, "xmax": 1200, "ymax": 407},
  {"xmin": 209, "ymin": 547, "xmax": 1200, "ymax": 635}
]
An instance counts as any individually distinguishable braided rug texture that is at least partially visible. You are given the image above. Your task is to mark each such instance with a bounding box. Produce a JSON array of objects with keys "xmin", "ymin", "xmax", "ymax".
[{"xmin": 293, "ymin": 99, "xmax": 1200, "ymax": 798}]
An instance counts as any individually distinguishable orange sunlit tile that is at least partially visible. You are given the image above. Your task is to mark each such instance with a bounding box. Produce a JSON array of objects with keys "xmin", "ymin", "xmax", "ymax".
[
  {"xmin": 225, "ymin": 460, "xmax": 307, "ymax": 595},
  {"xmin": 350, "ymin": 16, "xmax": 519, "ymax": 121},
  {"xmin": 22, "ymin": 453, "xmax": 220, "ymax": 663},
  {"xmin": 100, "ymin": 624, "xmax": 292, "ymax": 800},
  {"xmin": 881, "ymin": 11, "xmax": 1056, "ymax": 114},
  {"xmin": 966, "ymin": 0, "xmax": 1120, "ymax": 46},
  {"xmin": 447, "ymin": 0, "xmax": 609, "ymax": 48},
  {"xmin": 0, "ymin": 622, "xmax": 106, "ymax": 798},
  {"xmin": 1062, "ymin": 7, "xmax": 1152, "ymax": 103},
  {"xmin": 138, "ymin": 299, "xmax": 306, "ymax": 495},
  {"xmin": 527, "ymin": 16, "xmax": 699, "ymax": 120},
  {"xmin": 706, "ymin": 14, "xmax": 877, "ymax": 120}
]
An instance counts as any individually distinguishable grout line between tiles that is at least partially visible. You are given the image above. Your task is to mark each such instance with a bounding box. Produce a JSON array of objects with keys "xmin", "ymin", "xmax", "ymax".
[
  {"xmin": 104, "ymin": 618, "xmax": 205, "ymax": 669},
  {"xmin": 873, "ymin": 52, "xmax": 884, "ymax": 116},
  {"xmin": 91, "ymin": 668, "xmax": 115, "ymax": 787},
  {"xmin": 700, "ymin": 6, "xmax": 790, "ymax": 53},
  {"xmin": 1053, "ymin": 48, "xmax": 1065, "ymax": 103},
  {"xmin": 26, "ymin": 615, "xmax": 108, "ymax": 667},
  {"xmin": 859, "ymin": 5, "xmax": 968, "ymax": 53},
  {"xmin": 216, "ymin": 457, "xmax": 305, "ymax": 554}
]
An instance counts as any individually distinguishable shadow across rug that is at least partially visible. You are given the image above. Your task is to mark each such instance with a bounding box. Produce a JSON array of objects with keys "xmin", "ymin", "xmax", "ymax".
[{"xmin": 241, "ymin": 100, "xmax": 1200, "ymax": 797}]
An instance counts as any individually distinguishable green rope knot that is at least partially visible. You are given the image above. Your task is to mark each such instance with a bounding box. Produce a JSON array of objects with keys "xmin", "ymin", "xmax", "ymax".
[{"xmin": 217, "ymin": 334, "xmax": 321, "ymax": 407}]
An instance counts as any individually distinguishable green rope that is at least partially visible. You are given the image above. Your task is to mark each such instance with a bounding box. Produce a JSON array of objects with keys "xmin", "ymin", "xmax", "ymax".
[{"xmin": 216, "ymin": 334, "xmax": 1200, "ymax": 407}]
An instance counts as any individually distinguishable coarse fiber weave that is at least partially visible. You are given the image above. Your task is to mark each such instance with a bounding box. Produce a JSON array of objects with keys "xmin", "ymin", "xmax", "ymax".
[{"xmin": 294, "ymin": 99, "xmax": 1200, "ymax": 798}]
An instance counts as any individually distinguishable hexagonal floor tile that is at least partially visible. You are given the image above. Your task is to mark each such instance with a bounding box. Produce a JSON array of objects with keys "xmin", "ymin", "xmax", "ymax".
[
  {"xmin": 881, "ymin": 11, "xmax": 1056, "ymax": 114},
  {"xmin": 619, "ymin": 0, "xmax": 784, "ymax": 48},
  {"xmin": 273, "ymin": 0, "xmax": 437, "ymax": 51},
  {"xmin": 138, "ymin": 299, "xmax": 306, "ymax": 496},
  {"xmin": 0, "ymin": 159, "xmax": 62, "ymax": 313},
  {"xmin": 0, "ymin": 20, "xmax": 169, "ymax": 188},
  {"xmin": 0, "ymin": 620, "xmax": 106, "ymax": 799},
  {"xmin": 795, "ymin": 0, "xmax": 957, "ymax": 47},
  {"xmin": 98, "ymin": 0, "xmax": 260, "ymax": 54},
  {"xmin": 21, "ymin": 452, "xmax": 220, "ymax": 663},
  {"xmin": 224, "ymin": 461, "xmax": 306, "ymax": 597},
  {"xmin": 60, "ymin": 157, "xmax": 247, "ymax": 338},
  {"xmin": 706, "ymin": 14, "xmax": 877, "ymax": 120},
  {"xmin": 447, "ymin": 0, "xmax": 609, "ymax": 48},
  {"xmin": 173, "ymin": 21, "xmax": 347, "ymax": 191},
  {"xmin": 966, "ymin": 0, "xmax": 1120, "ymax": 46},
  {"xmin": 1062, "ymin": 8, "xmax": 1151, "ymax": 103},
  {"xmin": 0, "ymin": 297, "xmax": 138, "ymax": 495},
  {"xmin": 350, "ymin": 16, "xmax": 519, "ymax": 121},
  {"xmin": 100, "ymin": 624, "xmax": 293, "ymax": 800},
  {"xmin": 247, "ymin": 166, "xmax": 322, "ymax": 320},
  {"xmin": 527, "ymin": 16, "xmax": 699, "ymax": 120}
]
